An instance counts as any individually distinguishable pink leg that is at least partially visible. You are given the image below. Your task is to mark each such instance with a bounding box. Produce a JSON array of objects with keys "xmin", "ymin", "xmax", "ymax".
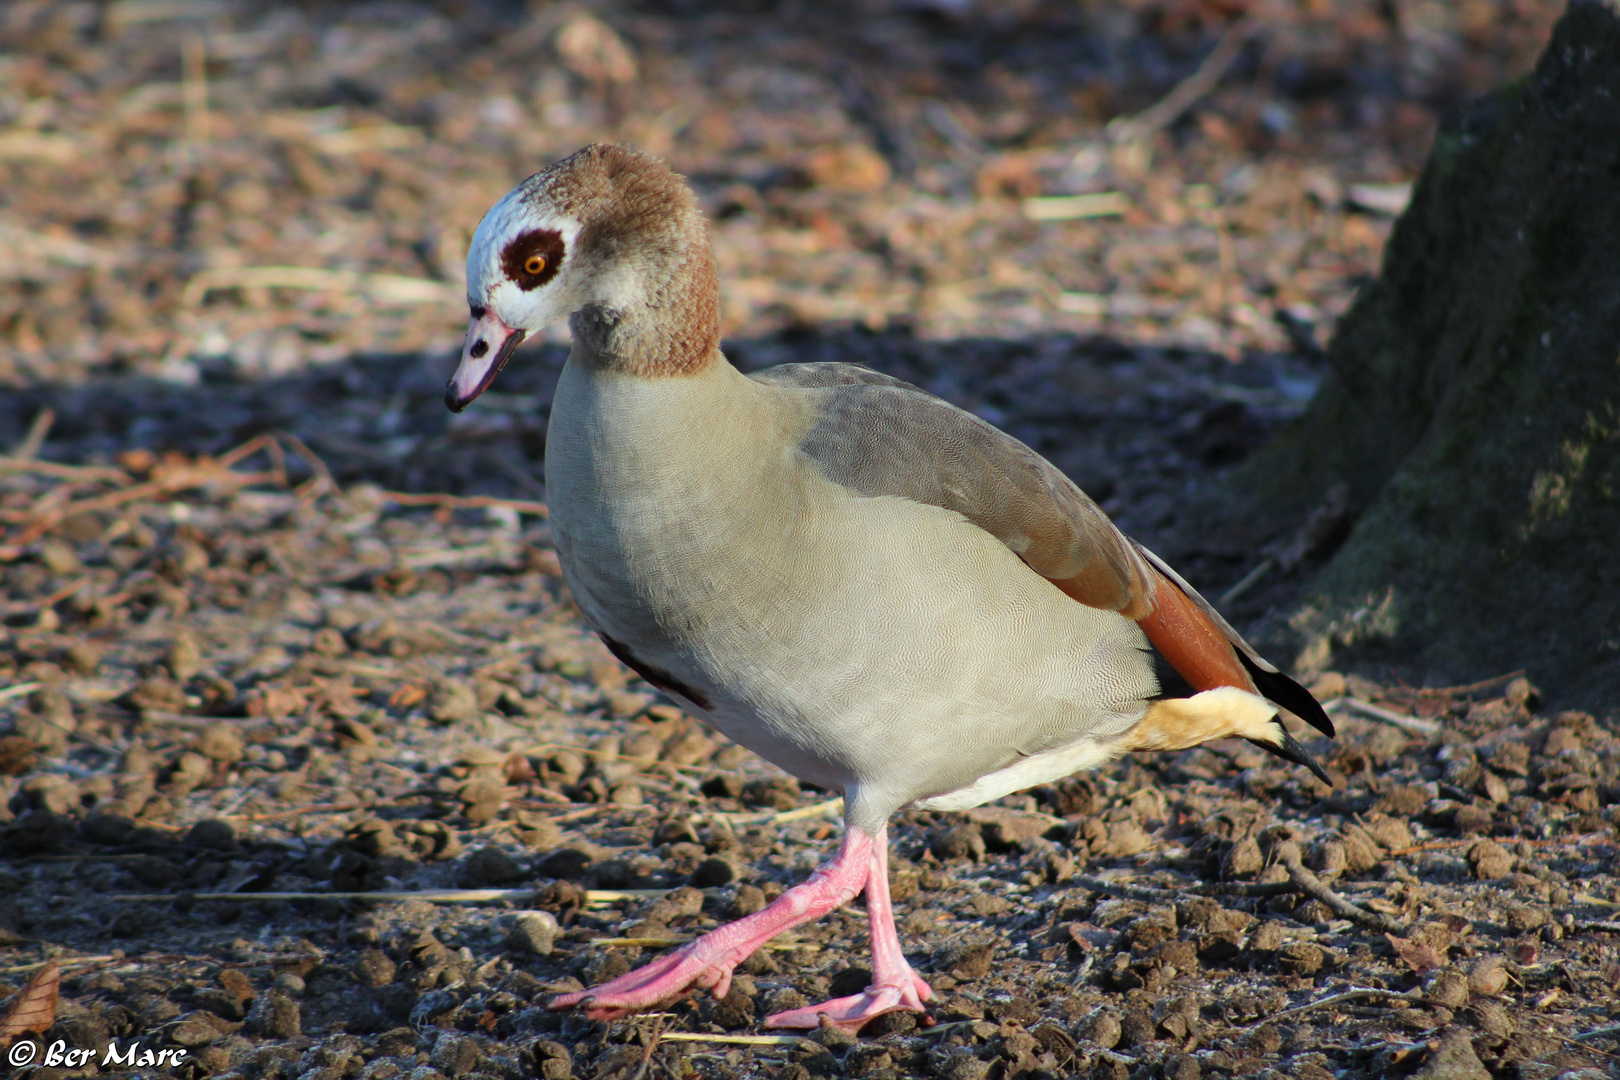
[
  {"xmin": 764, "ymin": 827, "xmax": 933, "ymax": 1032},
  {"xmin": 549, "ymin": 829, "xmax": 877, "ymax": 1021}
]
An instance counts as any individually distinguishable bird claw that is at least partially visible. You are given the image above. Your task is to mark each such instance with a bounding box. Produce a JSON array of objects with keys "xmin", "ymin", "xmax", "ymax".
[{"xmin": 763, "ymin": 975, "xmax": 935, "ymax": 1033}]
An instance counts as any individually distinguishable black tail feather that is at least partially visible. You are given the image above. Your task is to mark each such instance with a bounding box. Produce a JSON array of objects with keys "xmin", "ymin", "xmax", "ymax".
[
  {"xmin": 1247, "ymin": 726, "xmax": 1333, "ymax": 786},
  {"xmin": 1236, "ymin": 651, "xmax": 1335, "ymax": 738}
]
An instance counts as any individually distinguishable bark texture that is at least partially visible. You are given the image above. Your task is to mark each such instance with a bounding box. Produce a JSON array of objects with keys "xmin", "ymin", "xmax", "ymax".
[{"xmin": 1245, "ymin": 0, "xmax": 1620, "ymax": 705}]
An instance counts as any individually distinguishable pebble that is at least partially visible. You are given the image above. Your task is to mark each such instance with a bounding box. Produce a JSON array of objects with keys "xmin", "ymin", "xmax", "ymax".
[
  {"xmin": 219, "ymin": 968, "xmax": 255, "ymax": 1004},
  {"xmin": 931, "ymin": 822, "xmax": 986, "ymax": 862},
  {"xmin": 429, "ymin": 1033, "xmax": 481, "ymax": 1078},
  {"xmin": 460, "ymin": 845, "xmax": 525, "ymax": 885},
  {"xmin": 1504, "ymin": 903, "xmax": 1547, "ymax": 932},
  {"xmin": 186, "ymin": 818, "xmax": 236, "ymax": 851},
  {"xmin": 457, "ymin": 777, "xmax": 507, "ymax": 824},
  {"xmin": 689, "ymin": 856, "xmax": 736, "ymax": 887},
  {"xmin": 168, "ymin": 630, "xmax": 203, "ymax": 683},
  {"xmin": 964, "ymin": 806, "xmax": 1053, "ymax": 849},
  {"xmin": 1080, "ymin": 1010, "xmax": 1122, "ymax": 1048},
  {"xmin": 1275, "ymin": 942, "xmax": 1325, "ymax": 976},
  {"xmin": 1466, "ymin": 1000, "xmax": 1515, "ymax": 1038},
  {"xmin": 729, "ymin": 884, "xmax": 767, "ymax": 917},
  {"xmin": 662, "ymin": 732, "xmax": 717, "ymax": 765},
  {"xmin": 608, "ymin": 783, "xmax": 643, "ymax": 807},
  {"xmin": 1424, "ymin": 968, "xmax": 1470, "ymax": 1008},
  {"xmin": 429, "ymin": 679, "xmax": 481, "ymax": 725},
  {"xmin": 82, "ymin": 811, "xmax": 135, "ymax": 844},
  {"xmin": 169, "ymin": 1017, "xmax": 221, "ymax": 1047},
  {"xmin": 1409, "ymin": 1026, "xmax": 1489, "ymax": 1080},
  {"xmin": 246, "ymin": 990, "xmax": 301, "ymax": 1038},
  {"xmin": 507, "ymin": 911, "xmax": 559, "ymax": 955},
  {"xmin": 1163, "ymin": 1053, "xmax": 1201, "ymax": 1080},
  {"xmin": 354, "ymin": 948, "xmax": 397, "ymax": 987},
  {"xmin": 1467, "ymin": 839, "xmax": 1513, "ymax": 879},
  {"xmin": 706, "ymin": 986, "xmax": 756, "ymax": 1030},
  {"xmin": 1117, "ymin": 1008, "xmax": 1155, "ymax": 1047},
  {"xmin": 1222, "ymin": 837, "xmax": 1263, "ymax": 878},
  {"xmin": 1245, "ymin": 1024, "xmax": 1281, "ymax": 1055},
  {"xmin": 1105, "ymin": 819, "xmax": 1152, "ymax": 857},
  {"xmin": 946, "ymin": 943, "xmax": 994, "ymax": 978},
  {"xmin": 741, "ymin": 775, "xmax": 800, "ymax": 810}
]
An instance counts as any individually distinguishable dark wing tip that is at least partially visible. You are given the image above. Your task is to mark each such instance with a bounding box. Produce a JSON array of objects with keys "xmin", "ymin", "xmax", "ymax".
[
  {"xmin": 1237, "ymin": 651, "xmax": 1335, "ymax": 738},
  {"xmin": 1247, "ymin": 726, "xmax": 1333, "ymax": 787}
]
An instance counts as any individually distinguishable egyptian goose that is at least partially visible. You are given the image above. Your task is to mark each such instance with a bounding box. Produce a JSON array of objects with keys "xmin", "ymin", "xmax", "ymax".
[{"xmin": 446, "ymin": 144, "xmax": 1333, "ymax": 1032}]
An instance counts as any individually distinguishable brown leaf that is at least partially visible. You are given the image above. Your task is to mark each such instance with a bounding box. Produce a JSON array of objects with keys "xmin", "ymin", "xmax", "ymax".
[
  {"xmin": 0, "ymin": 960, "xmax": 59, "ymax": 1041},
  {"xmin": 389, "ymin": 684, "xmax": 428, "ymax": 709},
  {"xmin": 1386, "ymin": 933, "xmax": 1444, "ymax": 974}
]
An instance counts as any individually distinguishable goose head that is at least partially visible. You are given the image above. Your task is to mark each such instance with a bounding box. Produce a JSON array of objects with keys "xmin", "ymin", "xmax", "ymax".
[{"xmin": 446, "ymin": 143, "xmax": 719, "ymax": 412}]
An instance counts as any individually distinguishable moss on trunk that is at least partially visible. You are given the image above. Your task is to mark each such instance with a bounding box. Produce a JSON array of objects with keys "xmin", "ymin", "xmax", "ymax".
[{"xmin": 1242, "ymin": 0, "xmax": 1620, "ymax": 705}]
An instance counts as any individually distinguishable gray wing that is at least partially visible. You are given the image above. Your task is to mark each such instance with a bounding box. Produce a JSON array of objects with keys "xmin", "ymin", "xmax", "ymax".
[{"xmin": 749, "ymin": 362, "xmax": 1156, "ymax": 616}]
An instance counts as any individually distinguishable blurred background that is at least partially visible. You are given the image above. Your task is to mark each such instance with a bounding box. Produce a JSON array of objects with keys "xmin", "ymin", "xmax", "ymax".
[{"xmin": 0, "ymin": 0, "xmax": 1563, "ymax": 516}]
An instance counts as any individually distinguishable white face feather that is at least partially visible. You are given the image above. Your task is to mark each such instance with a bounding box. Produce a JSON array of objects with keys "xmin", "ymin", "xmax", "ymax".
[{"xmin": 465, "ymin": 186, "xmax": 584, "ymax": 332}]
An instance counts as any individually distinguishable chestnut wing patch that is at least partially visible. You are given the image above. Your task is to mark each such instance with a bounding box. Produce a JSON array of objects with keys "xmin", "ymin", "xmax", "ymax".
[{"xmin": 500, "ymin": 228, "xmax": 566, "ymax": 291}]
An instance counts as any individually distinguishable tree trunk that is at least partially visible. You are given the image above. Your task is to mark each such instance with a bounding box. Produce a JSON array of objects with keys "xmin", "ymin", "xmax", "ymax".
[{"xmin": 1242, "ymin": 0, "xmax": 1620, "ymax": 706}]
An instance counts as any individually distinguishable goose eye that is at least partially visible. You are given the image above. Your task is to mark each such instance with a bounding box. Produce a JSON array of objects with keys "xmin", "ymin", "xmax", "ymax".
[{"xmin": 523, "ymin": 255, "xmax": 546, "ymax": 275}]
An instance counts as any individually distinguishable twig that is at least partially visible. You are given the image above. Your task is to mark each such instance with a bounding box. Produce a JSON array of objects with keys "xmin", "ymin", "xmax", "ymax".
[
  {"xmin": 1074, "ymin": 875, "xmax": 1179, "ymax": 902},
  {"xmin": 1022, "ymin": 193, "xmax": 1132, "ymax": 222},
  {"xmin": 1428, "ymin": 670, "xmax": 1527, "ymax": 696},
  {"xmin": 1218, "ymin": 557, "xmax": 1274, "ymax": 608},
  {"xmin": 0, "ymin": 459, "xmax": 128, "ymax": 482},
  {"xmin": 275, "ymin": 430, "xmax": 340, "ymax": 497},
  {"xmin": 9, "ymin": 407, "xmax": 55, "ymax": 461},
  {"xmin": 583, "ymin": 889, "xmax": 686, "ymax": 903},
  {"xmin": 1278, "ymin": 848, "xmax": 1409, "ymax": 935},
  {"xmin": 137, "ymin": 711, "xmax": 280, "ymax": 731},
  {"xmin": 1195, "ymin": 881, "xmax": 1298, "ymax": 898},
  {"xmin": 1075, "ymin": 874, "xmax": 1296, "ymax": 902},
  {"xmin": 1248, "ymin": 987, "xmax": 1416, "ymax": 1025},
  {"xmin": 1574, "ymin": 922, "xmax": 1620, "ymax": 934},
  {"xmin": 1576, "ymin": 1024, "xmax": 1620, "ymax": 1042},
  {"xmin": 1103, "ymin": 17, "xmax": 1258, "ymax": 145},
  {"xmin": 1540, "ymin": 1027, "xmax": 1620, "ymax": 1062},
  {"xmin": 181, "ymin": 266, "xmax": 459, "ymax": 308},
  {"xmin": 1574, "ymin": 894, "xmax": 1620, "ymax": 909},
  {"xmin": 181, "ymin": 33, "xmax": 209, "ymax": 165},
  {"xmin": 706, "ymin": 796, "xmax": 846, "ymax": 826},
  {"xmin": 0, "ymin": 682, "xmax": 42, "ymax": 704},
  {"xmin": 376, "ymin": 490, "xmax": 548, "ymax": 518},
  {"xmin": 1322, "ymin": 697, "xmax": 1441, "ymax": 735},
  {"xmin": 0, "ymin": 955, "xmax": 121, "ymax": 976},
  {"xmin": 657, "ymin": 1033, "xmax": 804, "ymax": 1048},
  {"xmin": 113, "ymin": 888, "xmax": 534, "ymax": 904},
  {"xmin": 224, "ymin": 799, "xmax": 371, "ymax": 822},
  {"xmin": 769, "ymin": 797, "xmax": 845, "ymax": 824},
  {"xmin": 632, "ymin": 1014, "xmax": 665, "ymax": 1080}
]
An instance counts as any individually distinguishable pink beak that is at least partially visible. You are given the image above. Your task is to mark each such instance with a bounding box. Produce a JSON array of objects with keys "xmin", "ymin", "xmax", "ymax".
[{"xmin": 446, "ymin": 310, "xmax": 526, "ymax": 412}]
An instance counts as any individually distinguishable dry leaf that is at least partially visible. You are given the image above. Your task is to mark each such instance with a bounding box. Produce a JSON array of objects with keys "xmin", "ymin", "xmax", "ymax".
[
  {"xmin": 1386, "ymin": 933, "xmax": 1444, "ymax": 974},
  {"xmin": 0, "ymin": 960, "xmax": 60, "ymax": 1042},
  {"xmin": 389, "ymin": 684, "xmax": 428, "ymax": 709}
]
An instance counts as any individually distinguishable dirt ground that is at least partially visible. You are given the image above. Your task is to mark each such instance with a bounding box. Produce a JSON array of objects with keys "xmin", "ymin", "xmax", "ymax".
[{"xmin": 3, "ymin": 2, "xmax": 1619, "ymax": 1079}]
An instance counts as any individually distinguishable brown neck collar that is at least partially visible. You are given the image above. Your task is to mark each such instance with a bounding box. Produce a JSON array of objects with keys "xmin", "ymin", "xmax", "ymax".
[{"xmin": 569, "ymin": 244, "xmax": 721, "ymax": 378}]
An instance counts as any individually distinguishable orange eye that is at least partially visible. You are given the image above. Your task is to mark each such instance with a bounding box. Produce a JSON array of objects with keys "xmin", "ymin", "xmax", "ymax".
[{"xmin": 523, "ymin": 255, "xmax": 546, "ymax": 275}]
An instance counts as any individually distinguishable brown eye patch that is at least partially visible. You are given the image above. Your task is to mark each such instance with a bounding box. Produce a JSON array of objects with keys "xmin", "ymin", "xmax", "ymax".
[{"xmin": 500, "ymin": 229, "xmax": 566, "ymax": 291}]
